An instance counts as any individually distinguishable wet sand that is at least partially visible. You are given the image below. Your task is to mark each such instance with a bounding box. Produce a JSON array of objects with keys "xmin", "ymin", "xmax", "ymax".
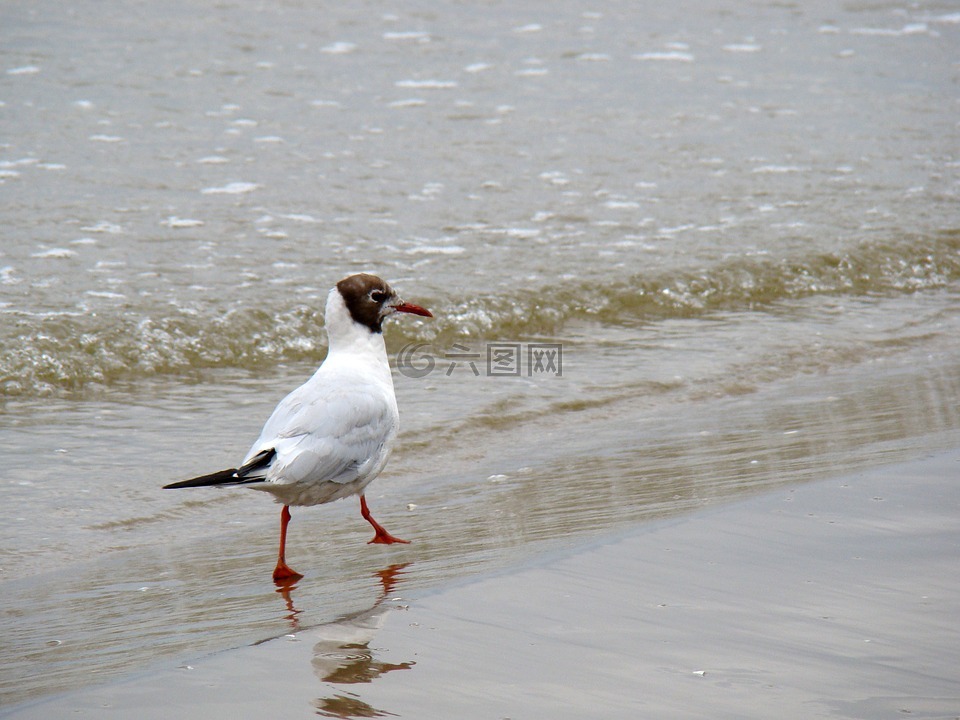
[{"xmin": 5, "ymin": 450, "xmax": 959, "ymax": 719}]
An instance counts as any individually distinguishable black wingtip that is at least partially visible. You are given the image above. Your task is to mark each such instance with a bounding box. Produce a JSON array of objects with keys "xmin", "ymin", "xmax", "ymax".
[
  {"xmin": 164, "ymin": 449, "xmax": 277, "ymax": 490},
  {"xmin": 163, "ymin": 468, "xmax": 239, "ymax": 489}
]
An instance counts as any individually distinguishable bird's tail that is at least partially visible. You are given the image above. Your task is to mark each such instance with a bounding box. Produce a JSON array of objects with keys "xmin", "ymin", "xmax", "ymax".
[{"xmin": 163, "ymin": 448, "xmax": 276, "ymax": 489}]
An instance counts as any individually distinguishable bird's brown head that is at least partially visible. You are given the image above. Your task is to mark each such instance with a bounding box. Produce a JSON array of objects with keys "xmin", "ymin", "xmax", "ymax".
[{"xmin": 336, "ymin": 273, "xmax": 432, "ymax": 333}]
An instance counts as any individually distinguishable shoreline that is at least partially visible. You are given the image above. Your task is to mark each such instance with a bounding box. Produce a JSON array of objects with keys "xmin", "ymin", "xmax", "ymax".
[{"xmin": 5, "ymin": 448, "xmax": 959, "ymax": 719}]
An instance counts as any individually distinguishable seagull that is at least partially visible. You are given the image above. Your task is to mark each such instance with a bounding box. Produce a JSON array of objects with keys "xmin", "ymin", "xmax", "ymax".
[{"xmin": 163, "ymin": 273, "xmax": 432, "ymax": 582}]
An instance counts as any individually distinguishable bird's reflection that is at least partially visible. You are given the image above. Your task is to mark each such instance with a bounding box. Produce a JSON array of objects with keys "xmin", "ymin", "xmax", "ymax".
[
  {"xmin": 314, "ymin": 691, "xmax": 398, "ymax": 719},
  {"xmin": 274, "ymin": 575, "xmax": 304, "ymax": 629},
  {"xmin": 276, "ymin": 564, "xmax": 415, "ymax": 718}
]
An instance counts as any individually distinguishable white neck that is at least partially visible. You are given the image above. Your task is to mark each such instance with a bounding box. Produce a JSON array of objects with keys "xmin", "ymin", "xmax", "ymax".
[{"xmin": 323, "ymin": 286, "xmax": 387, "ymax": 358}]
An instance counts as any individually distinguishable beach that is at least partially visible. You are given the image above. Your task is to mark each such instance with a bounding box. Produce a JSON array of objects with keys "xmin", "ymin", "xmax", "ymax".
[
  {"xmin": 2, "ymin": 0, "xmax": 959, "ymax": 716},
  {"xmin": 6, "ymin": 449, "xmax": 959, "ymax": 719}
]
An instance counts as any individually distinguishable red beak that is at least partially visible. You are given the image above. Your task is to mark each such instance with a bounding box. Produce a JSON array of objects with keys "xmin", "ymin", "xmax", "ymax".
[{"xmin": 393, "ymin": 302, "xmax": 433, "ymax": 318}]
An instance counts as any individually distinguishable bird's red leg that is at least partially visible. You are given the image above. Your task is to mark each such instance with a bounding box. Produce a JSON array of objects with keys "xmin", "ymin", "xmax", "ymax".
[
  {"xmin": 273, "ymin": 505, "xmax": 304, "ymax": 583},
  {"xmin": 360, "ymin": 495, "xmax": 410, "ymax": 545}
]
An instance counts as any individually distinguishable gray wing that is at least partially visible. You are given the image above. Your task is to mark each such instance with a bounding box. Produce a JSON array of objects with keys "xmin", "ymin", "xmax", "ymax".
[{"xmin": 242, "ymin": 377, "xmax": 397, "ymax": 488}]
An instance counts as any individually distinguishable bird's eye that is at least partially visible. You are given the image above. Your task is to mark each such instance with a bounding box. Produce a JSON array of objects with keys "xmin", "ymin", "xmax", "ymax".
[{"xmin": 370, "ymin": 290, "xmax": 388, "ymax": 303}]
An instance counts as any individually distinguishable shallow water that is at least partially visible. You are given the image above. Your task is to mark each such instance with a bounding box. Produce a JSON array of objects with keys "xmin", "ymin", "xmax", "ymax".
[
  {"xmin": 1, "ymin": 0, "xmax": 959, "ymax": 710},
  {"xmin": 6, "ymin": 452, "xmax": 960, "ymax": 719}
]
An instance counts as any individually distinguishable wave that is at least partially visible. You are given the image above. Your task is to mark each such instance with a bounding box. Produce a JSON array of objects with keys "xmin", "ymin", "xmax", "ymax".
[
  {"xmin": 2, "ymin": 231, "xmax": 958, "ymax": 399},
  {"xmin": 429, "ymin": 230, "xmax": 960, "ymax": 335},
  {"xmin": 0, "ymin": 306, "xmax": 328, "ymax": 398}
]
